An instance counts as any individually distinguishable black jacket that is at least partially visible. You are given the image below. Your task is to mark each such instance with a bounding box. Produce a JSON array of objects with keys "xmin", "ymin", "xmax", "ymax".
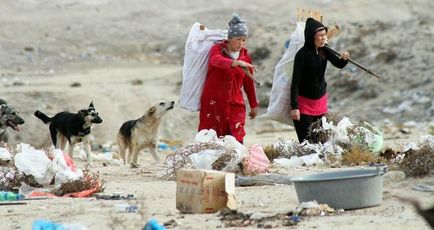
[{"xmin": 290, "ymin": 18, "xmax": 348, "ymax": 109}]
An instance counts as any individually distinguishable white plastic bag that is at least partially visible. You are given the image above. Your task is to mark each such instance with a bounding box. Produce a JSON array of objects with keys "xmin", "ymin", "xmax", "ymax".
[
  {"xmin": 179, "ymin": 22, "xmax": 227, "ymax": 111},
  {"xmin": 262, "ymin": 21, "xmax": 305, "ymax": 124},
  {"xmin": 52, "ymin": 149, "xmax": 83, "ymax": 186},
  {"xmin": 0, "ymin": 148, "xmax": 12, "ymax": 161},
  {"xmin": 189, "ymin": 149, "xmax": 224, "ymax": 170},
  {"xmin": 14, "ymin": 144, "xmax": 54, "ymax": 185}
]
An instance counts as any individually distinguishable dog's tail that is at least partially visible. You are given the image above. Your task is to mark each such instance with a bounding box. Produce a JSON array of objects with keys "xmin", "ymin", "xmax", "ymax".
[{"xmin": 34, "ymin": 110, "xmax": 52, "ymax": 124}]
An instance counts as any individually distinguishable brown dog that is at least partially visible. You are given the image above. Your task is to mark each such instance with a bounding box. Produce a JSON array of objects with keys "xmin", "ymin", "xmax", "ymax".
[{"xmin": 117, "ymin": 100, "xmax": 174, "ymax": 168}]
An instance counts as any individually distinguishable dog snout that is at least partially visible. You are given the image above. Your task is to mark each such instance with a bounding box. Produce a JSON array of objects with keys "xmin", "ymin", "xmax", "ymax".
[
  {"xmin": 93, "ymin": 116, "xmax": 103, "ymax": 123},
  {"xmin": 167, "ymin": 101, "xmax": 175, "ymax": 110},
  {"xmin": 16, "ymin": 117, "xmax": 25, "ymax": 125}
]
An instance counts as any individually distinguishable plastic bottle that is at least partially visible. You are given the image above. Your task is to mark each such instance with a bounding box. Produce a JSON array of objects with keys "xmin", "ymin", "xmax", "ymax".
[
  {"xmin": 0, "ymin": 191, "xmax": 25, "ymax": 201},
  {"xmin": 143, "ymin": 219, "xmax": 166, "ymax": 230}
]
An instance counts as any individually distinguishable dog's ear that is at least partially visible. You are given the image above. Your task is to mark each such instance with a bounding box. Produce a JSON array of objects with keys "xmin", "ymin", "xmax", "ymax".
[
  {"xmin": 89, "ymin": 101, "xmax": 94, "ymax": 108},
  {"xmin": 148, "ymin": 107, "xmax": 156, "ymax": 116}
]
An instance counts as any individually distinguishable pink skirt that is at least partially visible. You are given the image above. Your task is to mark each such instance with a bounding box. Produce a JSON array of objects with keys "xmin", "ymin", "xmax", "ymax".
[{"xmin": 297, "ymin": 93, "xmax": 328, "ymax": 115}]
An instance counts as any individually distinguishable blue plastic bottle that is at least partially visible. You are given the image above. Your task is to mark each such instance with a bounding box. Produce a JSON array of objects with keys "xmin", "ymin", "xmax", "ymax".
[
  {"xmin": 144, "ymin": 219, "xmax": 166, "ymax": 230},
  {"xmin": 0, "ymin": 191, "xmax": 25, "ymax": 201}
]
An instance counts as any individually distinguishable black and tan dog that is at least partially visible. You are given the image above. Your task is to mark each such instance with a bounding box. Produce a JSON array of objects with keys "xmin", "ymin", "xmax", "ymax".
[
  {"xmin": 117, "ymin": 100, "xmax": 174, "ymax": 168},
  {"xmin": 34, "ymin": 102, "xmax": 102, "ymax": 164},
  {"xmin": 0, "ymin": 103, "xmax": 25, "ymax": 143}
]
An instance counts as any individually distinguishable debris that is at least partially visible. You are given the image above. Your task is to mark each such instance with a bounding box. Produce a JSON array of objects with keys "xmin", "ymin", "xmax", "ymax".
[
  {"xmin": 115, "ymin": 204, "xmax": 139, "ymax": 213},
  {"xmin": 95, "ymin": 193, "xmax": 135, "ymax": 200},
  {"xmin": 144, "ymin": 219, "xmax": 166, "ymax": 230},
  {"xmin": 55, "ymin": 169, "xmax": 104, "ymax": 196},
  {"xmin": 400, "ymin": 139, "xmax": 434, "ymax": 177},
  {"xmin": 413, "ymin": 184, "xmax": 434, "ymax": 192},
  {"xmin": 243, "ymin": 144, "xmax": 270, "ymax": 175},
  {"xmin": 218, "ymin": 209, "xmax": 298, "ymax": 228},
  {"xmin": 235, "ymin": 174, "xmax": 292, "ymax": 186}
]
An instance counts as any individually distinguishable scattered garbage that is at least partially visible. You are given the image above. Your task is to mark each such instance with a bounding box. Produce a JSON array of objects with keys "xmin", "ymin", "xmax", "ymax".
[
  {"xmin": 218, "ymin": 208, "xmax": 299, "ymax": 228},
  {"xmin": 0, "ymin": 143, "xmax": 104, "ymax": 198},
  {"xmin": 144, "ymin": 219, "xmax": 166, "ymax": 230},
  {"xmin": 413, "ymin": 184, "xmax": 434, "ymax": 192},
  {"xmin": 162, "ymin": 130, "xmax": 248, "ymax": 180},
  {"xmin": 296, "ymin": 200, "xmax": 343, "ymax": 217},
  {"xmin": 0, "ymin": 191, "xmax": 24, "ymax": 201},
  {"xmin": 235, "ymin": 174, "xmax": 292, "ymax": 186},
  {"xmin": 32, "ymin": 219, "xmax": 87, "ymax": 230},
  {"xmin": 115, "ymin": 204, "xmax": 139, "ymax": 213},
  {"xmin": 95, "ymin": 193, "xmax": 135, "ymax": 200}
]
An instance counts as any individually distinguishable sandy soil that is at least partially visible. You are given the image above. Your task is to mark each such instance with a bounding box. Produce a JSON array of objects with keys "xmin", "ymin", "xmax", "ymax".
[{"xmin": 0, "ymin": 0, "xmax": 433, "ymax": 229}]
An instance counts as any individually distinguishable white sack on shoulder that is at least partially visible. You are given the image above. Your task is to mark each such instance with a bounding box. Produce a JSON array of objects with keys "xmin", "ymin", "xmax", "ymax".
[
  {"xmin": 261, "ymin": 21, "xmax": 305, "ymax": 125},
  {"xmin": 179, "ymin": 22, "xmax": 227, "ymax": 111}
]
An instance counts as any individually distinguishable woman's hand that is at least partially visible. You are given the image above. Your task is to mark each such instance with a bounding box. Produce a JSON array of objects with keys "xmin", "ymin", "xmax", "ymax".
[
  {"xmin": 249, "ymin": 107, "xmax": 258, "ymax": 119},
  {"xmin": 290, "ymin": 109, "xmax": 300, "ymax": 121},
  {"xmin": 232, "ymin": 60, "xmax": 257, "ymax": 73},
  {"xmin": 340, "ymin": 51, "xmax": 350, "ymax": 60}
]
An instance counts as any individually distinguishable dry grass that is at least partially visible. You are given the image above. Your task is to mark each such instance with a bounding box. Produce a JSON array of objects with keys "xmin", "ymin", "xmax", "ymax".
[
  {"xmin": 400, "ymin": 141, "xmax": 434, "ymax": 177},
  {"xmin": 341, "ymin": 145, "xmax": 385, "ymax": 166},
  {"xmin": 56, "ymin": 169, "xmax": 105, "ymax": 196},
  {"xmin": 263, "ymin": 145, "xmax": 281, "ymax": 162}
]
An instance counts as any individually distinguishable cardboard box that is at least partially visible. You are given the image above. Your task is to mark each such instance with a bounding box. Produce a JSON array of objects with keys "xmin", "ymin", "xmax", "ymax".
[{"xmin": 176, "ymin": 169, "xmax": 236, "ymax": 213}]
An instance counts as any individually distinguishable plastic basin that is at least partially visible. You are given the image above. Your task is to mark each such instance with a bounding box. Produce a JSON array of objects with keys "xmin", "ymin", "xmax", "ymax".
[{"xmin": 291, "ymin": 167, "xmax": 387, "ymax": 210}]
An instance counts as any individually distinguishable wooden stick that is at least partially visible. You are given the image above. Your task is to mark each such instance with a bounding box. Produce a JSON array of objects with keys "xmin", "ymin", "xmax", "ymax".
[{"xmin": 324, "ymin": 45, "xmax": 382, "ymax": 79}]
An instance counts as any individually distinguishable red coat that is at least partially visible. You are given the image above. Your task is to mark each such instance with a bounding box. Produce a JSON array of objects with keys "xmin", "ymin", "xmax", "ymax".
[{"xmin": 199, "ymin": 41, "xmax": 258, "ymax": 142}]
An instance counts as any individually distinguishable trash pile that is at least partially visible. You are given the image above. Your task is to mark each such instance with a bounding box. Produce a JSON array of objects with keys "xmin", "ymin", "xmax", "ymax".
[
  {"xmin": 162, "ymin": 129, "xmax": 270, "ymax": 180},
  {"xmin": 264, "ymin": 114, "xmax": 385, "ymax": 168},
  {"xmin": 0, "ymin": 143, "xmax": 104, "ymax": 198}
]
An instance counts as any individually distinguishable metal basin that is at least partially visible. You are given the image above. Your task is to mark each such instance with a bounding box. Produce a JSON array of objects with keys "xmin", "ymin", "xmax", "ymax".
[{"xmin": 291, "ymin": 167, "xmax": 387, "ymax": 210}]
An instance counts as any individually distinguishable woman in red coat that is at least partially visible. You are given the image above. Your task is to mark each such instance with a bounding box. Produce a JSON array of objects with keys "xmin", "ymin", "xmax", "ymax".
[{"xmin": 199, "ymin": 14, "xmax": 258, "ymax": 143}]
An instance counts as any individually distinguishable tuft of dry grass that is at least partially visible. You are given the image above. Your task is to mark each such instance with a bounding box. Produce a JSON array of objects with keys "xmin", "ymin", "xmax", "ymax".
[
  {"xmin": 263, "ymin": 145, "xmax": 281, "ymax": 162},
  {"xmin": 55, "ymin": 169, "xmax": 105, "ymax": 196},
  {"xmin": 400, "ymin": 142, "xmax": 434, "ymax": 177},
  {"xmin": 341, "ymin": 145, "xmax": 385, "ymax": 166}
]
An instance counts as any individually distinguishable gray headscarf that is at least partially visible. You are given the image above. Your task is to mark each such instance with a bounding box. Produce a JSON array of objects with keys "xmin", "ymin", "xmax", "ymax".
[{"xmin": 227, "ymin": 13, "xmax": 248, "ymax": 39}]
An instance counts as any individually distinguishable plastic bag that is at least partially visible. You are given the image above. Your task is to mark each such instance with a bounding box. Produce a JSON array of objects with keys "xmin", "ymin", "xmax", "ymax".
[
  {"xmin": 261, "ymin": 21, "xmax": 305, "ymax": 124},
  {"xmin": 52, "ymin": 150, "xmax": 83, "ymax": 186},
  {"xmin": 189, "ymin": 149, "xmax": 224, "ymax": 170},
  {"xmin": 243, "ymin": 144, "xmax": 270, "ymax": 174},
  {"xmin": 179, "ymin": 22, "xmax": 227, "ymax": 111},
  {"xmin": 14, "ymin": 144, "xmax": 54, "ymax": 185},
  {"xmin": 0, "ymin": 148, "xmax": 12, "ymax": 161}
]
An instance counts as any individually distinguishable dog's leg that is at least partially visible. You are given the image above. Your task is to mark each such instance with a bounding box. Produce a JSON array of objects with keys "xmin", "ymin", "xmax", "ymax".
[
  {"xmin": 149, "ymin": 142, "xmax": 160, "ymax": 164},
  {"xmin": 130, "ymin": 146, "xmax": 140, "ymax": 168},
  {"xmin": 67, "ymin": 142, "xmax": 74, "ymax": 159},
  {"xmin": 49, "ymin": 125, "xmax": 58, "ymax": 148},
  {"xmin": 83, "ymin": 137, "xmax": 93, "ymax": 165},
  {"xmin": 117, "ymin": 134, "xmax": 127, "ymax": 165},
  {"xmin": 59, "ymin": 134, "xmax": 67, "ymax": 151}
]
